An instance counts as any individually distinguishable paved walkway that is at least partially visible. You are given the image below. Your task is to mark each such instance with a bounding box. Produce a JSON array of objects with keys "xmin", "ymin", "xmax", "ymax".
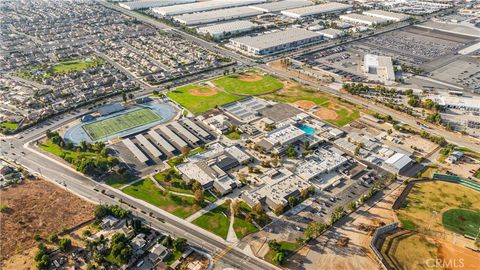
[
  {"xmin": 226, "ymin": 202, "xmax": 239, "ymax": 243},
  {"xmin": 185, "ymin": 189, "xmax": 241, "ymax": 222}
]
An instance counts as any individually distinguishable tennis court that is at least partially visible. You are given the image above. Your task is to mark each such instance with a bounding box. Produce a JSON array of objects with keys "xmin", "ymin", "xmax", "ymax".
[{"xmin": 82, "ymin": 108, "xmax": 161, "ymax": 141}]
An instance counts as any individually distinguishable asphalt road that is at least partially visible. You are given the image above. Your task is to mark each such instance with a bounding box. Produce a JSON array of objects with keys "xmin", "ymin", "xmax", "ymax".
[{"xmin": 1, "ymin": 134, "xmax": 278, "ymax": 270}]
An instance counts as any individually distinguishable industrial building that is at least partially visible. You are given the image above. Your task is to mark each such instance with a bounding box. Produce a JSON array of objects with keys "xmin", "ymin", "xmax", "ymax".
[
  {"xmin": 281, "ymin": 2, "xmax": 352, "ymax": 18},
  {"xmin": 362, "ymin": 9, "xmax": 410, "ymax": 22},
  {"xmin": 118, "ymin": 0, "xmax": 195, "ymax": 11},
  {"xmin": 384, "ymin": 153, "xmax": 413, "ymax": 174},
  {"xmin": 197, "ymin": 21, "xmax": 258, "ymax": 39},
  {"xmin": 317, "ymin": 28, "xmax": 344, "ymax": 39},
  {"xmin": 340, "ymin": 13, "xmax": 388, "ymax": 25},
  {"xmin": 152, "ymin": 0, "xmax": 266, "ymax": 16},
  {"xmin": 430, "ymin": 95, "xmax": 480, "ymax": 112},
  {"xmin": 363, "ymin": 54, "xmax": 395, "ymax": 84},
  {"xmin": 250, "ymin": 0, "xmax": 313, "ymax": 13},
  {"xmin": 173, "ymin": 6, "xmax": 263, "ymax": 26},
  {"xmin": 230, "ymin": 28, "xmax": 323, "ymax": 55}
]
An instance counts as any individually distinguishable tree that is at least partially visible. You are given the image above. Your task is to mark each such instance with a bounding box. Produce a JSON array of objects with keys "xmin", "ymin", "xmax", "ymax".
[
  {"xmin": 58, "ymin": 238, "xmax": 72, "ymax": 252},
  {"xmin": 273, "ymin": 204, "xmax": 284, "ymax": 216},
  {"xmin": 173, "ymin": 238, "xmax": 188, "ymax": 252},
  {"xmin": 288, "ymin": 196, "xmax": 297, "ymax": 208},
  {"xmin": 232, "ymin": 200, "xmax": 241, "ymax": 217},
  {"xmin": 153, "ymin": 90, "xmax": 159, "ymax": 95},
  {"xmin": 272, "ymin": 252, "xmax": 286, "ymax": 265},
  {"xmin": 34, "ymin": 234, "xmax": 42, "ymax": 242},
  {"xmin": 128, "ymin": 93, "xmax": 134, "ymax": 100},
  {"xmin": 122, "ymin": 92, "xmax": 127, "ymax": 102},
  {"xmin": 192, "ymin": 180, "xmax": 202, "ymax": 192},
  {"xmin": 253, "ymin": 203, "xmax": 264, "ymax": 215},
  {"xmin": 162, "ymin": 235, "xmax": 173, "ymax": 247},
  {"xmin": 347, "ymin": 201, "xmax": 357, "ymax": 212},
  {"xmin": 286, "ymin": 145, "xmax": 296, "ymax": 158},
  {"xmin": 193, "ymin": 189, "xmax": 204, "ymax": 206},
  {"xmin": 268, "ymin": 239, "xmax": 281, "ymax": 251},
  {"xmin": 49, "ymin": 234, "xmax": 59, "ymax": 243}
]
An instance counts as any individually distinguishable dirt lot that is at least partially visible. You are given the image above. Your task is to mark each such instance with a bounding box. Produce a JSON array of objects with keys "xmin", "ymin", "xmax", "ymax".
[
  {"xmin": 0, "ymin": 179, "xmax": 95, "ymax": 262},
  {"xmin": 188, "ymin": 87, "xmax": 218, "ymax": 97},
  {"xmin": 314, "ymin": 107, "xmax": 339, "ymax": 120},
  {"xmin": 239, "ymin": 73, "xmax": 263, "ymax": 82},
  {"xmin": 292, "ymin": 100, "xmax": 317, "ymax": 110},
  {"xmin": 285, "ymin": 183, "xmax": 404, "ymax": 270}
]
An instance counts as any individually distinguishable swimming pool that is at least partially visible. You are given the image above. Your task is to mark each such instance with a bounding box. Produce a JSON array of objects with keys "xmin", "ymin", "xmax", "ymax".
[{"xmin": 299, "ymin": 124, "xmax": 315, "ymax": 135}]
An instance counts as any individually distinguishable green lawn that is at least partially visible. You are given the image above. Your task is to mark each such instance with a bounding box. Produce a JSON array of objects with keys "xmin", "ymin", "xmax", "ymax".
[
  {"xmin": 153, "ymin": 171, "xmax": 193, "ymax": 195},
  {"xmin": 82, "ymin": 108, "xmax": 161, "ymax": 140},
  {"xmin": 442, "ymin": 208, "xmax": 480, "ymax": 236},
  {"xmin": 52, "ymin": 57, "xmax": 104, "ymax": 74},
  {"xmin": 327, "ymin": 108, "xmax": 360, "ymax": 127},
  {"xmin": 399, "ymin": 218, "xmax": 417, "ymax": 230},
  {"xmin": 40, "ymin": 140, "xmax": 96, "ymax": 160},
  {"xmin": 233, "ymin": 217, "xmax": 258, "ymax": 239},
  {"xmin": 264, "ymin": 241, "xmax": 302, "ymax": 263},
  {"xmin": 104, "ymin": 172, "xmax": 137, "ymax": 188},
  {"xmin": 0, "ymin": 121, "xmax": 19, "ymax": 131},
  {"xmin": 122, "ymin": 178, "xmax": 200, "ymax": 218},
  {"xmin": 16, "ymin": 56, "xmax": 104, "ymax": 82},
  {"xmin": 192, "ymin": 202, "xmax": 230, "ymax": 239},
  {"xmin": 213, "ymin": 73, "xmax": 284, "ymax": 95},
  {"xmin": 167, "ymin": 84, "xmax": 243, "ymax": 115},
  {"xmin": 225, "ymin": 131, "xmax": 241, "ymax": 140}
]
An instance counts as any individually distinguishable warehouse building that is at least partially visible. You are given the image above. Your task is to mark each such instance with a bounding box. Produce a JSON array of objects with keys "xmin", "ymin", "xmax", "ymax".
[
  {"xmin": 250, "ymin": 0, "xmax": 313, "ymax": 13},
  {"xmin": 362, "ymin": 9, "xmax": 410, "ymax": 22},
  {"xmin": 197, "ymin": 21, "xmax": 259, "ymax": 39},
  {"xmin": 152, "ymin": 0, "xmax": 266, "ymax": 16},
  {"xmin": 173, "ymin": 6, "xmax": 263, "ymax": 26},
  {"xmin": 340, "ymin": 13, "xmax": 388, "ymax": 25},
  {"xmin": 119, "ymin": 0, "xmax": 195, "ymax": 11},
  {"xmin": 317, "ymin": 28, "xmax": 344, "ymax": 39},
  {"xmin": 281, "ymin": 2, "xmax": 352, "ymax": 18},
  {"xmin": 363, "ymin": 54, "xmax": 395, "ymax": 84},
  {"xmin": 230, "ymin": 28, "xmax": 323, "ymax": 55}
]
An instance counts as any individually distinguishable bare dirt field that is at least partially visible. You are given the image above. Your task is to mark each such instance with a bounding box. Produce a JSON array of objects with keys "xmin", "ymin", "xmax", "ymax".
[
  {"xmin": 437, "ymin": 239, "xmax": 479, "ymax": 270},
  {"xmin": 292, "ymin": 100, "xmax": 317, "ymax": 110},
  {"xmin": 0, "ymin": 179, "xmax": 95, "ymax": 262},
  {"xmin": 314, "ymin": 107, "xmax": 338, "ymax": 120},
  {"xmin": 239, "ymin": 73, "xmax": 263, "ymax": 82},
  {"xmin": 286, "ymin": 184, "xmax": 404, "ymax": 270},
  {"xmin": 188, "ymin": 87, "xmax": 218, "ymax": 97}
]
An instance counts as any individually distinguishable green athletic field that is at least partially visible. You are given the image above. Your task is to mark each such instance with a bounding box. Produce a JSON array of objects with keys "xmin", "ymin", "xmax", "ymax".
[
  {"xmin": 442, "ymin": 208, "xmax": 480, "ymax": 236},
  {"xmin": 82, "ymin": 108, "xmax": 161, "ymax": 140},
  {"xmin": 213, "ymin": 73, "xmax": 284, "ymax": 95}
]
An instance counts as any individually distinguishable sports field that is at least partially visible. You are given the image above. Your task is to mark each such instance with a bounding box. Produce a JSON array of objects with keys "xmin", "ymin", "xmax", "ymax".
[
  {"xmin": 213, "ymin": 72, "xmax": 284, "ymax": 95},
  {"xmin": 442, "ymin": 208, "xmax": 480, "ymax": 236},
  {"xmin": 82, "ymin": 108, "xmax": 161, "ymax": 140},
  {"xmin": 167, "ymin": 84, "xmax": 243, "ymax": 115},
  {"xmin": 397, "ymin": 181, "xmax": 480, "ymax": 233}
]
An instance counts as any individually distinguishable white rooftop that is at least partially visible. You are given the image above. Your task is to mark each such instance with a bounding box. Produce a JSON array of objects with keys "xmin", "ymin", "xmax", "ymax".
[
  {"xmin": 385, "ymin": 153, "xmax": 412, "ymax": 171},
  {"xmin": 173, "ymin": 6, "xmax": 263, "ymax": 25},
  {"xmin": 231, "ymin": 28, "xmax": 322, "ymax": 51},
  {"xmin": 250, "ymin": 0, "xmax": 313, "ymax": 12},
  {"xmin": 197, "ymin": 21, "xmax": 258, "ymax": 37},
  {"xmin": 281, "ymin": 2, "xmax": 352, "ymax": 18},
  {"xmin": 152, "ymin": 0, "xmax": 267, "ymax": 16}
]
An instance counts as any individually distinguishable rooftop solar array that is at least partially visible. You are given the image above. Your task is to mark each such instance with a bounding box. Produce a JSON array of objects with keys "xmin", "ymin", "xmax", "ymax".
[
  {"xmin": 222, "ymin": 98, "xmax": 268, "ymax": 123},
  {"xmin": 135, "ymin": 134, "xmax": 163, "ymax": 158},
  {"xmin": 182, "ymin": 118, "xmax": 210, "ymax": 138},
  {"xmin": 171, "ymin": 122, "xmax": 200, "ymax": 143},
  {"xmin": 148, "ymin": 130, "xmax": 176, "ymax": 153},
  {"xmin": 160, "ymin": 126, "xmax": 188, "ymax": 148},
  {"xmin": 123, "ymin": 138, "xmax": 149, "ymax": 163}
]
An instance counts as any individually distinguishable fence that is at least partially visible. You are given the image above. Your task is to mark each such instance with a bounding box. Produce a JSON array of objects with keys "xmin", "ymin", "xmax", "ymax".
[{"xmin": 370, "ymin": 223, "xmax": 398, "ymax": 270}]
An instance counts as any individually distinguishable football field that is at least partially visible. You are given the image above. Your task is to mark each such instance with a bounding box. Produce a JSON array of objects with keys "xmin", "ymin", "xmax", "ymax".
[{"xmin": 82, "ymin": 108, "xmax": 161, "ymax": 140}]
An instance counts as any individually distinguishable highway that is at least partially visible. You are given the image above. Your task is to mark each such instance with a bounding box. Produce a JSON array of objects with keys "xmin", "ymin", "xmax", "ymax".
[{"xmin": 0, "ymin": 131, "xmax": 278, "ymax": 270}]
